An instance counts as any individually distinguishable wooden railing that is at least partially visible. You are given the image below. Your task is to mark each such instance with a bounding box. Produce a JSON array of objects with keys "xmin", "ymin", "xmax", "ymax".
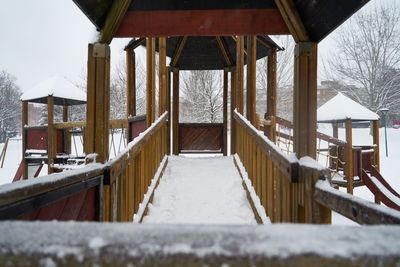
[
  {"xmin": 1, "ymin": 112, "xmax": 169, "ymax": 222},
  {"xmin": 103, "ymin": 112, "xmax": 169, "ymax": 221},
  {"xmin": 234, "ymin": 110, "xmax": 400, "ymax": 224}
]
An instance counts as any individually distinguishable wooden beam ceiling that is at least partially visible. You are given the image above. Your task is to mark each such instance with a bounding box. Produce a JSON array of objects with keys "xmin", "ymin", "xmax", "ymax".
[
  {"xmin": 124, "ymin": 37, "xmax": 145, "ymax": 50},
  {"xmin": 274, "ymin": 0, "xmax": 309, "ymax": 42},
  {"xmin": 171, "ymin": 37, "xmax": 188, "ymax": 67},
  {"xmin": 99, "ymin": 0, "xmax": 132, "ymax": 44},
  {"xmin": 216, "ymin": 37, "xmax": 233, "ymax": 67}
]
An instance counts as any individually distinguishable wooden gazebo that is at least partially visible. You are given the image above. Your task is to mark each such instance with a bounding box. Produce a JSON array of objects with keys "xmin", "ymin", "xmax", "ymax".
[
  {"xmin": 20, "ymin": 75, "xmax": 86, "ymax": 177},
  {"xmin": 125, "ymin": 35, "xmax": 283, "ymax": 155},
  {"xmin": 317, "ymin": 92, "xmax": 380, "ymax": 194}
]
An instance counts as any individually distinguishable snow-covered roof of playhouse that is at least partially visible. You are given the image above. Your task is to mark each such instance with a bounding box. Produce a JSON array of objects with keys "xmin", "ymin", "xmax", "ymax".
[
  {"xmin": 20, "ymin": 75, "xmax": 86, "ymax": 106},
  {"xmin": 317, "ymin": 92, "xmax": 379, "ymax": 123}
]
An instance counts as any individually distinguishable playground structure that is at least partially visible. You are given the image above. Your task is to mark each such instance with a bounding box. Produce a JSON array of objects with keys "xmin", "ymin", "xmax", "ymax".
[
  {"xmin": 14, "ymin": 76, "xmax": 147, "ymax": 181},
  {"xmin": 1, "ymin": 0, "xmax": 400, "ymax": 265},
  {"xmin": 270, "ymin": 92, "xmax": 399, "ymax": 210}
]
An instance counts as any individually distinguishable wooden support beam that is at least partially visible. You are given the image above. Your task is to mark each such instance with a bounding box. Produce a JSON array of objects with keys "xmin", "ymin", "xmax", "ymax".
[
  {"xmin": 332, "ymin": 121, "xmax": 339, "ymax": 139},
  {"xmin": 230, "ymin": 71, "xmax": 236, "ymax": 155},
  {"xmin": 345, "ymin": 119, "xmax": 353, "ymax": 195},
  {"xmin": 21, "ymin": 101, "xmax": 28, "ymax": 179},
  {"xmin": 274, "ymin": 0, "xmax": 309, "ymax": 42},
  {"xmin": 99, "ymin": 0, "xmax": 132, "ymax": 44},
  {"xmin": 216, "ymin": 37, "xmax": 233, "ymax": 67},
  {"xmin": 146, "ymin": 37, "xmax": 156, "ymax": 127},
  {"xmin": 126, "ymin": 49, "xmax": 136, "ymax": 117},
  {"xmin": 159, "ymin": 37, "xmax": 167, "ymax": 116},
  {"xmin": 62, "ymin": 105, "xmax": 71, "ymax": 154},
  {"xmin": 172, "ymin": 70, "xmax": 180, "ymax": 155},
  {"xmin": 124, "ymin": 37, "xmax": 145, "ymax": 51},
  {"xmin": 223, "ymin": 70, "xmax": 228, "ymax": 156},
  {"xmin": 265, "ymin": 47, "xmax": 277, "ymax": 142},
  {"xmin": 167, "ymin": 70, "xmax": 171, "ymax": 155},
  {"xmin": 246, "ymin": 36, "xmax": 257, "ymax": 126},
  {"xmin": 116, "ymin": 9, "xmax": 289, "ymax": 37},
  {"xmin": 47, "ymin": 96, "xmax": 55, "ymax": 174},
  {"xmin": 372, "ymin": 120, "xmax": 380, "ymax": 171},
  {"xmin": 171, "ymin": 37, "xmax": 187, "ymax": 67},
  {"xmin": 293, "ymin": 42, "xmax": 317, "ymax": 159},
  {"xmin": 235, "ymin": 36, "xmax": 244, "ymax": 114},
  {"xmin": 85, "ymin": 43, "xmax": 111, "ymax": 163}
]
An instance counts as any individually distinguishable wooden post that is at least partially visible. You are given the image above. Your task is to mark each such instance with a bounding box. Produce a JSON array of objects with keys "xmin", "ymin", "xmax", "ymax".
[
  {"xmin": 293, "ymin": 42, "xmax": 318, "ymax": 159},
  {"xmin": 235, "ymin": 36, "xmax": 244, "ymax": 114},
  {"xmin": 146, "ymin": 37, "xmax": 156, "ymax": 127},
  {"xmin": 345, "ymin": 118, "xmax": 353, "ymax": 194},
  {"xmin": 223, "ymin": 70, "xmax": 228, "ymax": 156},
  {"xmin": 62, "ymin": 104, "xmax": 71, "ymax": 154},
  {"xmin": 159, "ymin": 37, "xmax": 167, "ymax": 116},
  {"xmin": 246, "ymin": 36, "xmax": 257, "ymax": 126},
  {"xmin": 126, "ymin": 49, "xmax": 136, "ymax": 117},
  {"xmin": 47, "ymin": 96, "xmax": 55, "ymax": 174},
  {"xmin": 332, "ymin": 121, "xmax": 339, "ymax": 139},
  {"xmin": 21, "ymin": 101, "xmax": 28, "ymax": 179},
  {"xmin": 230, "ymin": 71, "xmax": 236, "ymax": 155},
  {"xmin": 172, "ymin": 70, "xmax": 179, "ymax": 155},
  {"xmin": 85, "ymin": 43, "xmax": 110, "ymax": 163},
  {"xmin": 265, "ymin": 47, "xmax": 277, "ymax": 142},
  {"xmin": 372, "ymin": 120, "xmax": 380, "ymax": 171},
  {"xmin": 167, "ymin": 69, "xmax": 171, "ymax": 155}
]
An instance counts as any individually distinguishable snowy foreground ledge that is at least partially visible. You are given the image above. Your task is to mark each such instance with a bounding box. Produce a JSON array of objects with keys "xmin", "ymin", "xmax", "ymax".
[{"xmin": 0, "ymin": 222, "xmax": 399, "ymax": 266}]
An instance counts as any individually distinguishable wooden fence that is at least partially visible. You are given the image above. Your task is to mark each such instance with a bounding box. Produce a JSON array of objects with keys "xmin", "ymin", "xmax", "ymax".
[{"xmin": 233, "ymin": 110, "xmax": 400, "ymax": 224}]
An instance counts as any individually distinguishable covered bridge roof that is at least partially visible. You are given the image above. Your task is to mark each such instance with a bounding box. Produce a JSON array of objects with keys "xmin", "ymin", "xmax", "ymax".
[
  {"xmin": 317, "ymin": 93, "xmax": 379, "ymax": 123},
  {"xmin": 72, "ymin": 0, "xmax": 369, "ymax": 43},
  {"xmin": 127, "ymin": 36, "xmax": 283, "ymax": 71},
  {"xmin": 20, "ymin": 75, "xmax": 86, "ymax": 106}
]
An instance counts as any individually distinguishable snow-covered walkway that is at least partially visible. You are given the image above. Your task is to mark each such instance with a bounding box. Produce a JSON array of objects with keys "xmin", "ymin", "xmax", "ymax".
[{"xmin": 142, "ymin": 156, "xmax": 257, "ymax": 225}]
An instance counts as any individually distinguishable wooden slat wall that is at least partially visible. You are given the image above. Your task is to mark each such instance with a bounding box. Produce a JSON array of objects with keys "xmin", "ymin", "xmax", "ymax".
[{"xmin": 179, "ymin": 123, "xmax": 223, "ymax": 153}]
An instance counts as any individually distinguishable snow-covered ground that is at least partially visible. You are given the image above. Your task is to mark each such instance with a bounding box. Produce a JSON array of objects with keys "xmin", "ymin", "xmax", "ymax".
[
  {"xmin": 0, "ymin": 137, "xmax": 23, "ymax": 185},
  {"xmin": 142, "ymin": 156, "xmax": 257, "ymax": 224}
]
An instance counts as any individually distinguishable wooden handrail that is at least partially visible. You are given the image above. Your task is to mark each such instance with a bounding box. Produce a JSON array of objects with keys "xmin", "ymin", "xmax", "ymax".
[
  {"xmin": 0, "ymin": 163, "xmax": 104, "ymax": 220},
  {"xmin": 315, "ymin": 180, "xmax": 400, "ymax": 224},
  {"xmin": 53, "ymin": 121, "xmax": 86, "ymax": 129},
  {"xmin": 270, "ymin": 116, "xmax": 346, "ymax": 147},
  {"xmin": 234, "ymin": 111, "xmax": 298, "ymax": 181},
  {"xmin": 53, "ymin": 119, "xmax": 128, "ymax": 130},
  {"xmin": 104, "ymin": 112, "xmax": 169, "ymax": 221}
]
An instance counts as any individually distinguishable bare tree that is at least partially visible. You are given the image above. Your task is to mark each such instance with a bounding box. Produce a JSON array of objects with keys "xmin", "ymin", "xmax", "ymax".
[
  {"xmin": 181, "ymin": 70, "xmax": 223, "ymax": 123},
  {"xmin": 0, "ymin": 71, "xmax": 21, "ymax": 141},
  {"xmin": 330, "ymin": 2, "xmax": 400, "ymax": 113}
]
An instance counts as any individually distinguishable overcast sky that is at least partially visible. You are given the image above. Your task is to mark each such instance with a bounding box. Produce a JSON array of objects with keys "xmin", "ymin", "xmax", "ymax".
[{"xmin": 0, "ymin": 0, "xmax": 388, "ymax": 92}]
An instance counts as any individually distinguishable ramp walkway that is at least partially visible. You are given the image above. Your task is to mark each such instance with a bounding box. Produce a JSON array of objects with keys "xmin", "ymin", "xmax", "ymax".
[{"xmin": 142, "ymin": 156, "xmax": 257, "ymax": 224}]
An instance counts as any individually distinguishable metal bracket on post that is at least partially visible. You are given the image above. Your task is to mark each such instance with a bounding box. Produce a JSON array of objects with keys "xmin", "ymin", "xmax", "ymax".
[
  {"xmin": 295, "ymin": 42, "xmax": 314, "ymax": 57},
  {"xmin": 93, "ymin": 43, "xmax": 110, "ymax": 58}
]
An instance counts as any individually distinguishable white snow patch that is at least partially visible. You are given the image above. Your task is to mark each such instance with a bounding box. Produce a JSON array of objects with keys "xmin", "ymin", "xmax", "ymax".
[
  {"xmin": 20, "ymin": 75, "xmax": 86, "ymax": 103},
  {"xmin": 318, "ymin": 92, "xmax": 379, "ymax": 122},
  {"xmin": 142, "ymin": 156, "xmax": 257, "ymax": 224},
  {"xmin": 133, "ymin": 156, "xmax": 168, "ymax": 223},
  {"xmin": 233, "ymin": 154, "xmax": 271, "ymax": 224}
]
